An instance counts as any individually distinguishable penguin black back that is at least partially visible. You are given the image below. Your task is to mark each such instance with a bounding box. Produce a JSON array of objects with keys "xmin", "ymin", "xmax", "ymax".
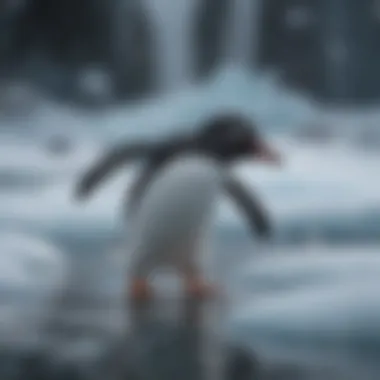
[
  {"xmin": 126, "ymin": 113, "xmax": 279, "ymax": 217},
  {"xmin": 75, "ymin": 113, "xmax": 281, "ymax": 239},
  {"xmin": 76, "ymin": 113, "xmax": 259, "ymax": 202},
  {"xmin": 194, "ymin": 113, "xmax": 261, "ymax": 161}
]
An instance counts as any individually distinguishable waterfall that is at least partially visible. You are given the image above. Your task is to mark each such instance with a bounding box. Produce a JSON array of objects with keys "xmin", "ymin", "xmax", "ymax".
[
  {"xmin": 224, "ymin": 0, "xmax": 262, "ymax": 67},
  {"xmin": 142, "ymin": 0, "xmax": 200, "ymax": 92},
  {"xmin": 323, "ymin": 0, "xmax": 349, "ymax": 100}
]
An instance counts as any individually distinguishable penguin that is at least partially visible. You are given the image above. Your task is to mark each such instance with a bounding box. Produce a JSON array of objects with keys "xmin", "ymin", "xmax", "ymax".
[{"xmin": 75, "ymin": 114, "xmax": 281, "ymax": 300}]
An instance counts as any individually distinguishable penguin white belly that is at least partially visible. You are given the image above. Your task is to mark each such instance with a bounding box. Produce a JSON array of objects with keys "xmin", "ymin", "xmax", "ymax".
[{"xmin": 129, "ymin": 155, "xmax": 223, "ymax": 277}]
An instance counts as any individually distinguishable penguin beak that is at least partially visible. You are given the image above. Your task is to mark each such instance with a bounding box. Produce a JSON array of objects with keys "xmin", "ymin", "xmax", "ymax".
[{"xmin": 254, "ymin": 140, "xmax": 282, "ymax": 165}]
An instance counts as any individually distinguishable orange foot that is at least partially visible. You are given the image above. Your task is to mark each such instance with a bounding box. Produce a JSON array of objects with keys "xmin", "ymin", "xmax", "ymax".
[
  {"xmin": 128, "ymin": 278, "xmax": 153, "ymax": 303},
  {"xmin": 185, "ymin": 277, "xmax": 217, "ymax": 300}
]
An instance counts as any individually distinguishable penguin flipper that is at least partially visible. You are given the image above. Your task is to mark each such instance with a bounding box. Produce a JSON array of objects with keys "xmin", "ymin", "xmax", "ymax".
[
  {"xmin": 75, "ymin": 142, "xmax": 154, "ymax": 200},
  {"xmin": 223, "ymin": 176, "xmax": 272, "ymax": 239}
]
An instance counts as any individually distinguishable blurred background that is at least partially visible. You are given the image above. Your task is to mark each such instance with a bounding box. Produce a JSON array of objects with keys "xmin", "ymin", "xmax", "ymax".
[{"xmin": 1, "ymin": 0, "xmax": 380, "ymax": 379}]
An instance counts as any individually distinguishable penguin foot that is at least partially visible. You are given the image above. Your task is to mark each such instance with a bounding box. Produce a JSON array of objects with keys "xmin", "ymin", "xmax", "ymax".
[
  {"xmin": 129, "ymin": 278, "xmax": 153, "ymax": 303},
  {"xmin": 185, "ymin": 277, "xmax": 217, "ymax": 300}
]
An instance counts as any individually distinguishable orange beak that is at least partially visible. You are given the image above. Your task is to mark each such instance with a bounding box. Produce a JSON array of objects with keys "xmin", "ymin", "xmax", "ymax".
[{"xmin": 254, "ymin": 140, "xmax": 282, "ymax": 165}]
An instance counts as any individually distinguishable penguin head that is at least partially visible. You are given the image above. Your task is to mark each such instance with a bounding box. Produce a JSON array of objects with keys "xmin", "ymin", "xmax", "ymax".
[{"xmin": 195, "ymin": 114, "xmax": 282, "ymax": 164}]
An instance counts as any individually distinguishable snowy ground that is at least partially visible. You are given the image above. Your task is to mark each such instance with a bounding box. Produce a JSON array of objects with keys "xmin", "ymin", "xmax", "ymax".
[{"xmin": 0, "ymin": 66, "xmax": 379, "ymax": 374}]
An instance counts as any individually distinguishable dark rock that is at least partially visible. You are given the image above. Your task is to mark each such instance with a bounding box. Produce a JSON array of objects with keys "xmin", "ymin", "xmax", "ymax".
[
  {"xmin": 257, "ymin": 0, "xmax": 322, "ymax": 98},
  {"xmin": 0, "ymin": 0, "xmax": 30, "ymax": 80},
  {"xmin": 0, "ymin": 0, "xmax": 155, "ymax": 107},
  {"xmin": 258, "ymin": 0, "xmax": 380, "ymax": 105}
]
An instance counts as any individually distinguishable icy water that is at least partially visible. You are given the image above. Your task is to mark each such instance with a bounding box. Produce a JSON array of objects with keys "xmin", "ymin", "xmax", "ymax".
[{"xmin": 1, "ymin": 66, "xmax": 380, "ymax": 379}]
